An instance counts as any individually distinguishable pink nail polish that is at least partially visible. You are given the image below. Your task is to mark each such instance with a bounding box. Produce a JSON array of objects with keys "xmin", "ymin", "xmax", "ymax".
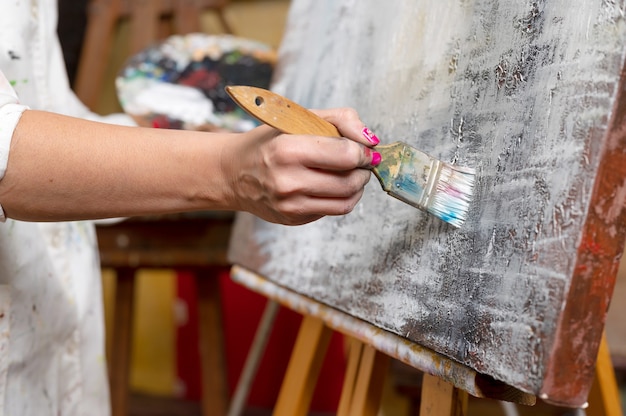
[
  {"xmin": 371, "ymin": 152, "xmax": 382, "ymax": 166},
  {"xmin": 362, "ymin": 127, "xmax": 380, "ymax": 145}
]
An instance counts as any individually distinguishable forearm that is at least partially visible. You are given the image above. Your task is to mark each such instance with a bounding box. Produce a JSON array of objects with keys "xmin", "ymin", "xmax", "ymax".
[
  {"xmin": 0, "ymin": 106, "xmax": 378, "ymax": 225},
  {"xmin": 0, "ymin": 110, "xmax": 236, "ymax": 221}
]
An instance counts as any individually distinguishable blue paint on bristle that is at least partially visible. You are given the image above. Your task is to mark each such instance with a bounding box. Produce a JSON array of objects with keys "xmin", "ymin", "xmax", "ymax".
[
  {"xmin": 428, "ymin": 166, "xmax": 476, "ymax": 228},
  {"xmin": 436, "ymin": 210, "xmax": 457, "ymax": 224},
  {"xmin": 371, "ymin": 141, "xmax": 475, "ymax": 227},
  {"xmin": 393, "ymin": 176, "xmax": 423, "ymax": 202}
]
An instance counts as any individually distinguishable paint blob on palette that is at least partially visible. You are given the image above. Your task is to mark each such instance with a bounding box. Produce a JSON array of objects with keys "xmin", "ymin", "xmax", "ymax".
[{"xmin": 116, "ymin": 34, "xmax": 276, "ymax": 132}]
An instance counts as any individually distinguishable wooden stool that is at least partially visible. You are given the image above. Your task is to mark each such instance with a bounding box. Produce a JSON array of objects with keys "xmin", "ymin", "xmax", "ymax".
[
  {"xmin": 74, "ymin": 0, "xmax": 233, "ymax": 111},
  {"xmin": 96, "ymin": 216, "xmax": 234, "ymax": 416}
]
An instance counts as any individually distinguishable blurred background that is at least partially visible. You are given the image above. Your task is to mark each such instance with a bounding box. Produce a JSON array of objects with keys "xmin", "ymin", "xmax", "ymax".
[{"xmin": 56, "ymin": 1, "xmax": 626, "ymax": 415}]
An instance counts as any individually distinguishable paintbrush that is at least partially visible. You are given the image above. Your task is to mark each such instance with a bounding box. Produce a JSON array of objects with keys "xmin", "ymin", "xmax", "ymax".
[{"xmin": 226, "ymin": 85, "xmax": 476, "ymax": 227}]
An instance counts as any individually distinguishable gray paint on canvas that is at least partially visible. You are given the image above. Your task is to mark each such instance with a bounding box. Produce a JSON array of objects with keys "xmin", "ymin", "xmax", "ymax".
[{"xmin": 228, "ymin": 0, "xmax": 626, "ymax": 400}]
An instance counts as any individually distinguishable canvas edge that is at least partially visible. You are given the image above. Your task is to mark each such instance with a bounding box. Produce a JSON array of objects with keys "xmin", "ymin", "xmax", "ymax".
[{"xmin": 540, "ymin": 60, "xmax": 626, "ymax": 407}]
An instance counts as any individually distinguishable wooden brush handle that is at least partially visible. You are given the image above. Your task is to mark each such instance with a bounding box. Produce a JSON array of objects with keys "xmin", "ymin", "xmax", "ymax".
[{"xmin": 226, "ymin": 85, "xmax": 341, "ymax": 137}]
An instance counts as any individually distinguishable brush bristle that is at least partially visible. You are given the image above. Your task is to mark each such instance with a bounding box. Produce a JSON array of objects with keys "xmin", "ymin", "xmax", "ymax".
[{"xmin": 428, "ymin": 164, "xmax": 476, "ymax": 228}]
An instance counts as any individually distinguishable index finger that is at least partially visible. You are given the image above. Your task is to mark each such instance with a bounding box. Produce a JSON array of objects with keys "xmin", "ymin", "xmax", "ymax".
[
  {"xmin": 311, "ymin": 108, "xmax": 381, "ymax": 147},
  {"xmin": 289, "ymin": 135, "xmax": 379, "ymax": 171}
]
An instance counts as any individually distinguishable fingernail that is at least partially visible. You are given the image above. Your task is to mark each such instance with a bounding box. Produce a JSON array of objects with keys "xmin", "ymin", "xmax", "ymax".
[
  {"xmin": 362, "ymin": 127, "xmax": 380, "ymax": 145},
  {"xmin": 371, "ymin": 152, "xmax": 382, "ymax": 166}
]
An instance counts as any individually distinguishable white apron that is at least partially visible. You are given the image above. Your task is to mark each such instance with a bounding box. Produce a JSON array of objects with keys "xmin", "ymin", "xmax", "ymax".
[{"xmin": 0, "ymin": 1, "xmax": 133, "ymax": 414}]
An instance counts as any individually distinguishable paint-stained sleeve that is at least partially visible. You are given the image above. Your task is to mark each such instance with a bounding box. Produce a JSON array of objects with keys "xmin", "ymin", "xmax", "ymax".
[{"xmin": 0, "ymin": 70, "xmax": 29, "ymax": 222}]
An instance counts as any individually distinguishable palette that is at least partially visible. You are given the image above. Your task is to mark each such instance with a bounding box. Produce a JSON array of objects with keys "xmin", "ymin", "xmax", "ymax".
[{"xmin": 116, "ymin": 33, "xmax": 276, "ymax": 132}]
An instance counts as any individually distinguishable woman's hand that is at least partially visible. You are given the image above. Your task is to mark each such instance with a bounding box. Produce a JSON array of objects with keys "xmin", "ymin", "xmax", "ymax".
[
  {"xmin": 0, "ymin": 108, "xmax": 378, "ymax": 223},
  {"xmin": 222, "ymin": 107, "xmax": 381, "ymax": 225}
]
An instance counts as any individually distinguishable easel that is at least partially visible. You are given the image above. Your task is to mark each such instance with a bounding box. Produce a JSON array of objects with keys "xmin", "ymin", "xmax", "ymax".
[
  {"xmin": 273, "ymin": 317, "xmax": 391, "ymax": 416},
  {"xmin": 588, "ymin": 335, "xmax": 623, "ymax": 416},
  {"xmin": 74, "ymin": 0, "xmax": 233, "ymax": 111},
  {"xmin": 230, "ymin": 265, "xmax": 623, "ymax": 416}
]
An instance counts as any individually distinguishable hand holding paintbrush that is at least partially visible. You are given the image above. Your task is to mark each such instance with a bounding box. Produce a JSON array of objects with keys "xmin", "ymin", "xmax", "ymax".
[
  {"xmin": 220, "ymin": 106, "xmax": 381, "ymax": 225},
  {"xmin": 226, "ymin": 86, "xmax": 476, "ymax": 227}
]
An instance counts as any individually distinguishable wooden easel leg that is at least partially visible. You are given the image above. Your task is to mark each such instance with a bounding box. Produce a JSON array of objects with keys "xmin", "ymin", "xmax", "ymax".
[
  {"xmin": 202, "ymin": 0, "xmax": 235, "ymax": 34},
  {"xmin": 273, "ymin": 316, "xmax": 333, "ymax": 416},
  {"xmin": 337, "ymin": 337, "xmax": 390, "ymax": 416},
  {"xmin": 337, "ymin": 338, "xmax": 365, "ymax": 416},
  {"xmin": 419, "ymin": 373, "xmax": 468, "ymax": 416},
  {"xmin": 349, "ymin": 344, "xmax": 391, "ymax": 416},
  {"xmin": 74, "ymin": 0, "xmax": 123, "ymax": 110},
  {"xmin": 196, "ymin": 269, "xmax": 229, "ymax": 416},
  {"xmin": 129, "ymin": 0, "xmax": 161, "ymax": 55},
  {"xmin": 586, "ymin": 332, "xmax": 623, "ymax": 416},
  {"xmin": 215, "ymin": 9, "xmax": 234, "ymax": 35},
  {"xmin": 109, "ymin": 267, "xmax": 136, "ymax": 416},
  {"xmin": 228, "ymin": 300, "xmax": 280, "ymax": 416},
  {"xmin": 174, "ymin": 0, "xmax": 203, "ymax": 33}
]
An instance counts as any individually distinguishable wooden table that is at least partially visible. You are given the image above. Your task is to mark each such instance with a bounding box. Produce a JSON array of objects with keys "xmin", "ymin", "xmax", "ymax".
[{"xmin": 96, "ymin": 214, "xmax": 234, "ymax": 416}]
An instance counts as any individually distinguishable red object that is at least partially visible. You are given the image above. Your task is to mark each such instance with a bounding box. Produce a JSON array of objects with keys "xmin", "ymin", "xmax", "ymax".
[
  {"xmin": 175, "ymin": 269, "xmax": 346, "ymax": 411},
  {"xmin": 175, "ymin": 271, "xmax": 203, "ymax": 400}
]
